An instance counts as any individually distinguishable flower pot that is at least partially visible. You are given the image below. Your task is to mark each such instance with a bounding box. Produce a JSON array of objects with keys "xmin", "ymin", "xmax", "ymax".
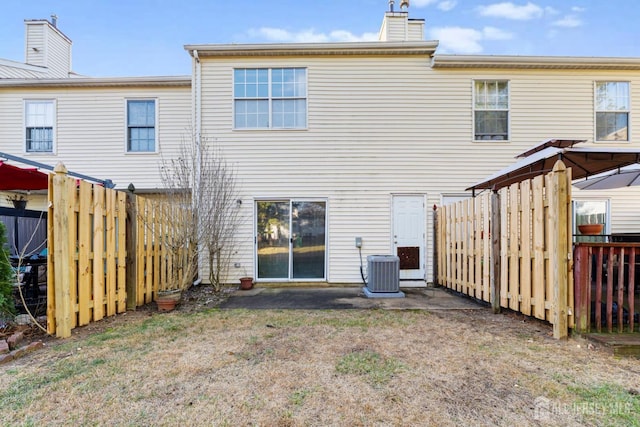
[
  {"xmin": 11, "ymin": 199, "xmax": 27, "ymax": 211},
  {"xmin": 578, "ymin": 224, "xmax": 604, "ymax": 235},
  {"xmin": 239, "ymin": 277, "xmax": 254, "ymax": 290},
  {"xmin": 156, "ymin": 289, "xmax": 181, "ymax": 312}
]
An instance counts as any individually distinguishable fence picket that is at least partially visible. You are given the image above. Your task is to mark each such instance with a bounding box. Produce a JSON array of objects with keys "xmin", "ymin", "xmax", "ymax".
[
  {"xmin": 520, "ymin": 180, "xmax": 532, "ymax": 316},
  {"xmin": 77, "ymin": 180, "xmax": 92, "ymax": 326},
  {"xmin": 532, "ymin": 175, "xmax": 545, "ymax": 319},
  {"xmin": 92, "ymin": 185, "xmax": 106, "ymax": 321}
]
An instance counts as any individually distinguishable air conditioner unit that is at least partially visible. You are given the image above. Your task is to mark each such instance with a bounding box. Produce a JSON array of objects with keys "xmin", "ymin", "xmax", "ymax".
[{"xmin": 366, "ymin": 255, "xmax": 400, "ymax": 293}]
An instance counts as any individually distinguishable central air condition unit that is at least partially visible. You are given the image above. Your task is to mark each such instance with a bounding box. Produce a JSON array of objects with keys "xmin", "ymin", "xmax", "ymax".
[{"xmin": 366, "ymin": 255, "xmax": 400, "ymax": 293}]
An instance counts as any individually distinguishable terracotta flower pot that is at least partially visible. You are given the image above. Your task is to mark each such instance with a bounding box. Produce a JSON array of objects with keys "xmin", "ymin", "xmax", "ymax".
[
  {"xmin": 578, "ymin": 224, "xmax": 604, "ymax": 235},
  {"xmin": 239, "ymin": 277, "xmax": 254, "ymax": 290},
  {"xmin": 156, "ymin": 289, "xmax": 181, "ymax": 312}
]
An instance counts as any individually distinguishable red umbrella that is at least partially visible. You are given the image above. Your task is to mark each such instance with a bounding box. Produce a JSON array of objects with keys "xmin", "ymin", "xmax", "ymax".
[{"xmin": 0, "ymin": 161, "xmax": 49, "ymax": 190}]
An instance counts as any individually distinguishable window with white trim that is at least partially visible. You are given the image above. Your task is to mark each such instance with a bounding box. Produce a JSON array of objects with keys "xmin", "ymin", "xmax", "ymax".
[
  {"xmin": 127, "ymin": 99, "xmax": 156, "ymax": 152},
  {"xmin": 25, "ymin": 100, "xmax": 54, "ymax": 152},
  {"xmin": 234, "ymin": 68, "xmax": 307, "ymax": 129},
  {"xmin": 474, "ymin": 80, "xmax": 509, "ymax": 141},
  {"xmin": 595, "ymin": 81, "xmax": 629, "ymax": 142}
]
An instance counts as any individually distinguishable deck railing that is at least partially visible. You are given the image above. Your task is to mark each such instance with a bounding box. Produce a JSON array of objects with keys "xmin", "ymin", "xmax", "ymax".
[{"xmin": 574, "ymin": 243, "xmax": 639, "ymax": 333}]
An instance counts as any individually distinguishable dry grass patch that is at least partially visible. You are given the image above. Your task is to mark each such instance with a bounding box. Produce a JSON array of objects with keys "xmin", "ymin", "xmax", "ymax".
[{"xmin": 1, "ymin": 307, "xmax": 638, "ymax": 426}]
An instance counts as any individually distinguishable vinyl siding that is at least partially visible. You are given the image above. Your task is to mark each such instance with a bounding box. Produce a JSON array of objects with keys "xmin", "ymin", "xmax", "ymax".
[
  {"xmin": 199, "ymin": 54, "xmax": 640, "ymax": 284},
  {"xmin": 25, "ymin": 24, "xmax": 46, "ymax": 67},
  {"xmin": 44, "ymin": 25, "xmax": 72, "ymax": 77},
  {"xmin": 0, "ymin": 85, "xmax": 191, "ymax": 189}
]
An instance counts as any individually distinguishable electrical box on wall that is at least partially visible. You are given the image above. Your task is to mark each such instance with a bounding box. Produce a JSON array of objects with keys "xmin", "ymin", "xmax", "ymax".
[{"xmin": 355, "ymin": 237, "xmax": 362, "ymax": 248}]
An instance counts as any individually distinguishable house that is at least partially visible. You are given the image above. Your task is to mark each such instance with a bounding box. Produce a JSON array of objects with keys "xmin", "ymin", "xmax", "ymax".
[
  {"xmin": 0, "ymin": 18, "xmax": 192, "ymax": 192},
  {"xmin": 2, "ymin": 5, "xmax": 640, "ymax": 287}
]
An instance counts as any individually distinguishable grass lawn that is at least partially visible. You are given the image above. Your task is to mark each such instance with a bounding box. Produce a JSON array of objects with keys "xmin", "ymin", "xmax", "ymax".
[{"xmin": 1, "ymin": 306, "xmax": 638, "ymax": 426}]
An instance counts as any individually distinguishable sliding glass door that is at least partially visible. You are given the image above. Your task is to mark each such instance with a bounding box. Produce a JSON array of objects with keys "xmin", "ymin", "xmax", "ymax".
[{"xmin": 256, "ymin": 200, "xmax": 326, "ymax": 280}]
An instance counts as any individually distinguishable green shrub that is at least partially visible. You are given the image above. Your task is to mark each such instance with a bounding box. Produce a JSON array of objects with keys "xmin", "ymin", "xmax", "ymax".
[{"xmin": 0, "ymin": 222, "xmax": 16, "ymax": 321}]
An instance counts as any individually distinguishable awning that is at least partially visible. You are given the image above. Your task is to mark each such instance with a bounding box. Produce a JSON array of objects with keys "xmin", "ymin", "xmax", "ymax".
[
  {"xmin": 467, "ymin": 146, "xmax": 640, "ymax": 192},
  {"xmin": 0, "ymin": 161, "xmax": 49, "ymax": 190}
]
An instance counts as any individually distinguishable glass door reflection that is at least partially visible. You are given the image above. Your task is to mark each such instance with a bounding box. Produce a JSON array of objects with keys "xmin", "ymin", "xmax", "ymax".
[{"xmin": 256, "ymin": 201, "xmax": 290, "ymax": 279}]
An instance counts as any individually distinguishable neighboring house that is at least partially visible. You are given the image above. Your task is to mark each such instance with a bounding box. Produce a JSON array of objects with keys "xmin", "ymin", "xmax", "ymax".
[
  {"xmin": 0, "ymin": 18, "xmax": 192, "ymax": 190},
  {"xmin": 2, "ymin": 7, "xmax": 640, "ymax": 286}
]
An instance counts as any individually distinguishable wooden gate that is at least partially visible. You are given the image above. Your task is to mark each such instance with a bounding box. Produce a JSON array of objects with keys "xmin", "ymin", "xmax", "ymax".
[{"xmin": 436, "ymin": 161, "xmax": 573, "ymax": 338}]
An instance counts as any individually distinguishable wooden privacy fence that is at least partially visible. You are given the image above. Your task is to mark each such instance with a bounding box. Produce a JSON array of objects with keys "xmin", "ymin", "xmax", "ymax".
[
  {"xmin": 47, "ymin": 163, "xmax": 190, "ymax": 338},
  {"xmin": 436, "ymin": 161, "xmax": 573, "ymax": 338}
]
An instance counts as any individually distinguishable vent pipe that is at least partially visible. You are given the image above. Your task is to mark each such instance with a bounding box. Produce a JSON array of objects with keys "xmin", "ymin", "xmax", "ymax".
[{"xmin": 51, "ymin": 14, "xmax": 58, "ymax": 28}]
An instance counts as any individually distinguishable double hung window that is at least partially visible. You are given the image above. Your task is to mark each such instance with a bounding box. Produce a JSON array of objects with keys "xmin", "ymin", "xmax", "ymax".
[
  {"xmin": 234, "ymin": 68, "xmax": 307, "ymax": 129},
  {"xmin": 127, "ymin": 100, "xmax": 156, "ymax": 152},
  {"xmin": 474, "ymin": 80, "xmax": 509, "ymax": 141},
  {"xmin": 25, "ymin": 100, "xmax": 54, "ymax": 152},
  {"xmin": 595, "ymin": 82, "xmax": 629, "ymax": 142}
]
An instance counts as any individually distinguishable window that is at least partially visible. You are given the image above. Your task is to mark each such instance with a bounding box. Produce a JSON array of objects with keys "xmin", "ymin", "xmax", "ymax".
[
  {"xmin": 595, "ymin": 82, "xmax": 629, "ymax": 141},
  {"xmin": 127, "ymin": 100, "xmax": 156, "ymax": 152},
  {"xmin": 25, "ymin": 100, "xmax": 54, "ymax": 152},
  {"xmin": 474, "ymin": 80, "xmax": 509, "ymax": 141},
  {"xmin": 234, "ymin": 68, "xmax": 307, "ymax": 129},
  {"xmin": 573, "ymin": 199, "xmax": 610, "ymax": 242}
]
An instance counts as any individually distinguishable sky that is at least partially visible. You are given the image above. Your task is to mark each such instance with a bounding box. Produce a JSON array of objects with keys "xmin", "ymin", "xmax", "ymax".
[{"xmin": 1, "ymin": 0, "xmax": 639, "ymax": 77}]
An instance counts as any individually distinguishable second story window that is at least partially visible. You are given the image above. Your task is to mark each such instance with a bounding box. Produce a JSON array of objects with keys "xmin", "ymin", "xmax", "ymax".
[
  {"xmin": 25, "ymin": 100, "xmax": 54, "ymax": 152},
  {"xmin": 234, "ymin": 68, "xmax": 307, "ymax": 129},
  {"xmin": 127, "ymin": 99, "xmax": 156, "ymax": 152},
  {"xmin": 595, "ymin": 82, "xmax": 629, "ymax": 142},
  {"xmin": 474, "ymin": 80, "xmax": 509, "ymax": 141}
]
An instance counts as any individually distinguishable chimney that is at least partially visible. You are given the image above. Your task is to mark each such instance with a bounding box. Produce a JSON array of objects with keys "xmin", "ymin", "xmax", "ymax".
[
  {"xmin": 378, "ymin": 1, "xmax": 424, "ymax": 42},
  {"xmin": 24, "ymin": 17, "xmax": 73, "ymax": 77}
]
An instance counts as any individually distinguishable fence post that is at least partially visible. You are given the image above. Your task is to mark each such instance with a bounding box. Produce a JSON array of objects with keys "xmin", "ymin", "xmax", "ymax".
[
  {"xmin": 52, "ymin": 163, "xmax": 72, "ymax": 338},
  {"xmin": 549, "ymin": 160, "xmax": 569, "ymax": 339},
  {"xmin": 573, "ymin": 244, "xmax": 589, "ymax": 333},
  {"xmin": 125, "ymin": 186, "xmax": 138, "ymax": 310},
  {"xmin": 433, "ymin": 204, "xmax": 438, "ymax": 286},
  {"xmin": 490, "ymin": 190, "xmax": 501, "ymax": 313}
]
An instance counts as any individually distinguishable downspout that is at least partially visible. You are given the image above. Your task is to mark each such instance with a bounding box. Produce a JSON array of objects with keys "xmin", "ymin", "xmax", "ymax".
[
  {"xmin": 192, "ymin": 49, "xmax": 203, "ymax": 284},
  {"xmin": 192, "ymin": 49, "xmax": 202, "ymax": 201}
]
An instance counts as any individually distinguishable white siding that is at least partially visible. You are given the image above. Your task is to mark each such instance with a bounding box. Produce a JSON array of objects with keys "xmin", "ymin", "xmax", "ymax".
[
  {"xmin": 407, "ymin": 21, "xmax": 424, "ymax": 41},
  {"xmin": 25, "ymin": 24, "xmax": 46, "ymax": 67},
  {"xmin": 44, "ymin": 25, "xmax": 72, "ymax": 77},
  {"xmin": 199, "ymin": 54, "xmax": 640, "ymax": 284},
  {"xmin": 0, "ymin": 85, "xmax": 191, "ymax": 189}
]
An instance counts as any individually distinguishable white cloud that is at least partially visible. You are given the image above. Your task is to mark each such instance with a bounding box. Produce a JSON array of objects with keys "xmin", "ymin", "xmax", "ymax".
[
  {"xmin": 482, "ymin": 26, "xmax": 513, "ymax": 40},
  {"xmin": 477, "ymin": 2, "xmax": 544, "ymax": 20},
  {"xmin": 552, "ymin": 15, "xmax": 582, "ymax": 28},
  {"xmin": 437, "ymin": 1, "xmax": 457, "ymax": 11},
  {"xmin": 412, "ymin": 0, "xmax": 439, "ymax": 7},
  {"xmin": 544, "ymin": 6, "xmax": 559, "ymax": 15},
  {"xmin": 429, "ymin": 26, "xmax": 513, "ymax": 54},
  {"xmin": 571, "ymin": 6, "xmax": 586, "ymax": 13},
  {"xmin": 248, "ymin": 27, "xmax": 378, "ymax": 43}
]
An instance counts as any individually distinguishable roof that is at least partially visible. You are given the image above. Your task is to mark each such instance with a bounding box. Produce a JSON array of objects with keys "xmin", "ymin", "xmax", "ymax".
[
  {"xmin": 432, "ymin": 54, "xmax": 640, "ymax": 70},
  {"xmin": 0, "ymin": 75, "xmax": 191, "ymax": 88},
  {"xmin": 0, "ymin": 58, "xmax": 49, "ymax": 79},
  {"xmin": 467, "ymin": 146, "xmax": 640, "ymax": 192},
  {"xmin": 184, "ymin": 41, "xmax": 439, "ymax": 57},
  {"xmin": 516, "ymin": 138, "xmax": 587, "ymax": 158}
]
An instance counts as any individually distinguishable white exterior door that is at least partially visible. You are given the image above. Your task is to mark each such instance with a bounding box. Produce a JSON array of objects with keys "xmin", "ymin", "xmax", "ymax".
[{"xmin": 392, "ymin": 195, "xmax": 426, "ymax": 280}]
